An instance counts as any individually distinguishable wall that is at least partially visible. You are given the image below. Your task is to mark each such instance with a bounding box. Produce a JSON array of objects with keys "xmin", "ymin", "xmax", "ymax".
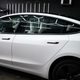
[{"xmin": 0, "ymin": 0, "xmax": 80, "ymax": 20}]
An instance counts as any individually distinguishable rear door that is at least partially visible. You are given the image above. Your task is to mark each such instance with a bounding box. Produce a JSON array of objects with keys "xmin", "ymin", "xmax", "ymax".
[{"xmin": 12, "ymin": 14, "xmax": 69, "ymax": 70}]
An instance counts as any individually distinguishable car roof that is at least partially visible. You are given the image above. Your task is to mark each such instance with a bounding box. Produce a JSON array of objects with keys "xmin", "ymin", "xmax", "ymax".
[{"xmin": 0, "ymin": 12, "xmax": 80, "ymax": 25}]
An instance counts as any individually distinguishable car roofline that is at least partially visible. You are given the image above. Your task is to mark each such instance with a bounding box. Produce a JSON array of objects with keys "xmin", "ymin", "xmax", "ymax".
[{"xmin": 0, "ymin": 12, "xmax": 80, "ymax": 25}]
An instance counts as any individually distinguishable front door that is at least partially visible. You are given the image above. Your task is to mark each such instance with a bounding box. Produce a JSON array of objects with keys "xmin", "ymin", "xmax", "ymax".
[
  {"xmin": 0, "ymin": 15, "xmax": 20, "ymax": 65},
  {"xmin": 0, "ymin": 19, "xmax": 16, "ymax": 65}
]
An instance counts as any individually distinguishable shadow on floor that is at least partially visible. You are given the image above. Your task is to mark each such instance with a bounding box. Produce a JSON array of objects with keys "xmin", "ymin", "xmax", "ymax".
[{"xmin": 0, "ymin": 66, "xmax": 47, "ymax": 80}]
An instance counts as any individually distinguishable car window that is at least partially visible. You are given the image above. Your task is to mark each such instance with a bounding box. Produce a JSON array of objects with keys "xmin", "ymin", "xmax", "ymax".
[
  {"xmin": 0, "ymin": 15, "xmax": 22, "ymax": 33},
  {"xmin": 10, "ymin": 15, "xmax": 80, "ymax": 34},
  {"xmin": 0, "ymin": 21, "xmax": 14, "ymax": 33},
  {"xmin": 66, "ymin": 24, "xmax": 80, "ymax": 33}
]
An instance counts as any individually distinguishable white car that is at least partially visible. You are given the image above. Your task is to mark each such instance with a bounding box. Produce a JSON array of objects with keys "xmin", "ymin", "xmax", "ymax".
[{"xmin": 0, "ymin": 13, "xmax": 80, "ymax": 80}]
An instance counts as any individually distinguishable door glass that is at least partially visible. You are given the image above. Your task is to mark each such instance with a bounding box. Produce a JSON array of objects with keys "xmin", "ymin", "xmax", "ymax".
[
  {"xmin": 0, "ymin": 15, "xmax": 22, "ymax": 33},
  {"xmin": 0, "ymin": 21, "xmax": 14, "ymax": 33}
]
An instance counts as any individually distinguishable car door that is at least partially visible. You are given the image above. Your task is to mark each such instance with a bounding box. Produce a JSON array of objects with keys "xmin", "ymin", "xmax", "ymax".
[
  {"xmin": 0, "ymin": 15, "xmax": 21, "ymax": 65},
  {"xmin": 12, "ymin": 14, "xmax": 69, "ymax": 70},
  {"xmin": 0, "ymin": 17, "xmax": 16, "ymax": 65}
]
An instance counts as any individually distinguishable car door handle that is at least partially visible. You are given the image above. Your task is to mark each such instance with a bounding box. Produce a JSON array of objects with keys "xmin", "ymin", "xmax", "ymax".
[
  {"xmin": 2, "ymin": 38, "xmax": 10, "ymax": 40},
  {"xmin": 47, "ymin": 42, "xmax": 59, "ymax": 44}
]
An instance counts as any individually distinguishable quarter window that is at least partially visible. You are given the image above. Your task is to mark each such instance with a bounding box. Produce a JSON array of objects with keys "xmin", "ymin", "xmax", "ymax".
[{"xmin": 66, "ymin": 24, "xmax": 80, "ymax": 33}]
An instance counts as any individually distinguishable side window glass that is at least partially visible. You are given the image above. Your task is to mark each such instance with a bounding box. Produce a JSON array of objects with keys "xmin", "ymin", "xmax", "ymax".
[
  {"xmin": 66, "ymin": 23, "xmax": 80, "ymax": 33},
  {"xmin": 0, "ymin": 15, "xmax": 22, "ymax": 33},
  {"xmin": 56, "ymin": 19, "xmax": 80, "ymax": 33},
  {"xmin": 57, "ymin": 19, "xmax": 80, "ymax": 33},
  {"xmin": 0, "ymin": 21, "xmax": 14, "ymax": 33},
  {"xmin": 41, "ymin": 18, "xmax": 67, "ymax": 34},
  {"xmin": 55, "ymin": 19, "xmax": 69, "ymax": 33},
  {"xmin": 16, "ymin": 15, "xmax": 40, "ymax": 33}
]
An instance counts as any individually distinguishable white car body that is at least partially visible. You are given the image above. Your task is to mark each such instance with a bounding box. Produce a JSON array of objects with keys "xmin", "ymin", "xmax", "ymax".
[{"xmin": 0, "ymin": 13, "xmax": 80, "ymax": 79}]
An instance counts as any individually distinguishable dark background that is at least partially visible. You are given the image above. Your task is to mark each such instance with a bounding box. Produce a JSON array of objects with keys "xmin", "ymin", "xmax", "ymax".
[{"xmin": 0, "ymin": 0, "xmax": 80, "ymax": 20}]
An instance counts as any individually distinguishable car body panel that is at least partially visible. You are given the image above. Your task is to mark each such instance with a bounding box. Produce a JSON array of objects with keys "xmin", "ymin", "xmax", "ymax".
[
  {"xmin": 0, "ymin": 34, "xmax": 15, "ymax": 65},
  {"xmin": 42, "ymin": 33, "xmax": 80, "ymax": 79},
  {"xmin": 12, "ymin": 35, "xmax": 69, "ymax": 70}
]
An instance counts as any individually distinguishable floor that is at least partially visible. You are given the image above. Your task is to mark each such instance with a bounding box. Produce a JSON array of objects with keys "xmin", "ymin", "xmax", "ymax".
[{"xmin": 0, "ymin": 66, "xmax": 47, "ymax": 80}]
